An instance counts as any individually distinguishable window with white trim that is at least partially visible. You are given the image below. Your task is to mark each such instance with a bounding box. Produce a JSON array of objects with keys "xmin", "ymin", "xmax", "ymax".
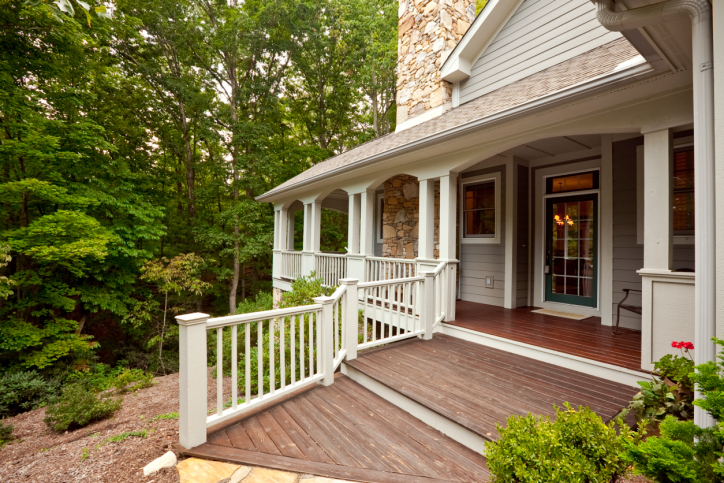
[{"xmin": 460, "ymin": 174, "xmax": 500, "ymax": 244}]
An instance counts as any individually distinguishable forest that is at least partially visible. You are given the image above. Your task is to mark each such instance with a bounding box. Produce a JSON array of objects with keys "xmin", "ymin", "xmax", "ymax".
[{"xmin": 0, "ymin": 0, "xmax": 397, "ymax": 381}]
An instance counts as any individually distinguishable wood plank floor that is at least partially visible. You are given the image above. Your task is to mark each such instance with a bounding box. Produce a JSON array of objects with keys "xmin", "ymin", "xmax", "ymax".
[
  {"xmin": 449, "ymin": 301, "xmax": 643, "ymax": 371},
  {"xmin": 345, "ymin": 334, "xmax": 639, "ymax": 442},
  {"xmin": 186, "ymin": 374, "xmax": 490, "ymax": 483}
]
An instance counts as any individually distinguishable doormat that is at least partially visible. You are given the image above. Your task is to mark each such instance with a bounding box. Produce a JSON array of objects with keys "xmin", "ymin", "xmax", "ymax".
[{"xmin": 531, "ymin": 309, "xmax": 591, "ymax": 320}]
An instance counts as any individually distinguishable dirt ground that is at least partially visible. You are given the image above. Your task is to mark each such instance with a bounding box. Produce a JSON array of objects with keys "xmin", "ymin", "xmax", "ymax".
[
  {"xmin": 0, "ymin": 369, "xmax": 232, "ymax": 483},
  {"xmin": 0, "ymin": 369, "xmax": 650, "ymax": 483}
]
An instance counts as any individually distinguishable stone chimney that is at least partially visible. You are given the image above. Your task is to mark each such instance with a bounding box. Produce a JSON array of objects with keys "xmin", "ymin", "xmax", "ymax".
[{"xmin": 396, "ymin": 0, "xmax": 476, "ymax": 130}]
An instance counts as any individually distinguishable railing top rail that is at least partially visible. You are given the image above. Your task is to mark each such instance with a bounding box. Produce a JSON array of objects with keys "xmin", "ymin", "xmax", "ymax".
[
  {"xmin": 330, "ymin": 284, "xmax": 347, "ymax": 302},
  {"xmin": 280, "ymin": 249, "xmax": 302, "ymax": 254},
  {"xmin": 432, "ymin": 261, "xmax": 447, "ymax": 276},
  {"xmin": 206, "ymin": 304, "xmax": 321, "ymax": 329},
  {"xmin": 358, "ymin": 275, "xmax": 424, "ymax": 288},
  {"xmin": 314, "ymin": 252, "xmax": 347, "ymax": 258},
  {"xmin": 365, "ymin": 256, "xmax": 416, "ymax": 264}
]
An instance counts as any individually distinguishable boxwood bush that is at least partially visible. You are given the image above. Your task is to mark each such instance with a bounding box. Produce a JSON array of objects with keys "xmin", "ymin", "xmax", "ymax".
[
  {"xmin": 485, "ymin": 403, "xmax": 634, "ymax": 483},
  {"xmin": 44, "ymin": 383, "xmax": 122, "ymax": 431}
]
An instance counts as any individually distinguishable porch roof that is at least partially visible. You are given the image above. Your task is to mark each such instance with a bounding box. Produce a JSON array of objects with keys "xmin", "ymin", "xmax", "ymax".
[{"xmin": 258, "ymin": 38, "xmax": 641, "ymax": 202}]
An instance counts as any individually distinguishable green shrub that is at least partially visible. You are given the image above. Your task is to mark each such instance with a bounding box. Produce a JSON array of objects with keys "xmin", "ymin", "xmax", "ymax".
[
  {"xmin": 0, "ymin": 370, "xmax": 57, "ymax": 417},
  {"xmin": 626, "ymin": 416, "xmax": 720, "ymax": 483},
  {"xmin": 485, "ymin": 403, "xmax": 633, "ymax": 483},
  {"xmin": 113, "ymin": 368, "xmax": 156, "ymax": 393},
  {"xmin": 0, "ymin": 422, "xmax": 14, "ymax": 447},
  {"xmin": 43, "ymin": 383, "xmax": 122, "ymax": 431}
]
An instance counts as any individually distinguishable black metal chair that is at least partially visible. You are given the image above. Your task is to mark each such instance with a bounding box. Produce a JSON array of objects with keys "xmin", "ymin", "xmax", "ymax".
[{"xmin": 613, "ymin": 288, "xmax": 642, "ymax": 335}]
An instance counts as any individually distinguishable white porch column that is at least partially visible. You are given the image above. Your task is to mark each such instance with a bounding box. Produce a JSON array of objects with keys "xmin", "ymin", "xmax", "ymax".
[
  {"xmin": 347, "ymin": 193, "xmax": 366, "ymax": 281},
  {"xmin": 272, "ymin": 209, "xmax": 283, "ymax": 279},
  {"xmin": 643, "ymin": 129, "xmax": 674, "ymax": 270},
  {"xmin": 301, "ymin": 202, "xmax": 320, "ymax": 276},
  {"xmin": 600, "ymin": 135, "xmax": 614, "ymax": 326},
  {"xmin": 287, "ymin": 211, "xmax": 295, "ymax": 250},
  {"xmin": 715, "ymin": 1, "xmax": 724, "ymax": 342},
  {"xmin": 360, "ymin": 189, "xmax": 375, "ymax": 256},
  {"xmin": 504, "ymin": 160, "xmax": 517, "ymax": 309},
  {"xmin": 640, "ymin": 129, "xmax": 673, "ymax": 372},
  {"xmin": 278, "ymin": 208, "xmax": 288, "ymax": 250},
  {"xmin": 310, "ymin": 201, "xmax": 321, "ymax": 253},
  {"xmin": 439, "ymin": 174, "xmax": 458, "ymax": 320},
  {"xmin": 418, "ymin": 178, "xmax": 435, "ymax": 261}
]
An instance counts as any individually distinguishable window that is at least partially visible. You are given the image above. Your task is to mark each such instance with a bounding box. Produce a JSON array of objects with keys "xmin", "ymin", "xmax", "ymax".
[
  {"xmin": 673, "ymin": 147, "xmax": 694, "ymax": 235},
  {"xmin": 464, "ymin": 180, "xmax": 496, "ymax": 238},
  {"xmin": 546, "ymin": 171, "xmax": 599, "ymax": 194}
]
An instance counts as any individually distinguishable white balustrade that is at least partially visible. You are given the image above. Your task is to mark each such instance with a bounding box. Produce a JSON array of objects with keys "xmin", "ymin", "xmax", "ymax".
[
  {"xmin": 365, "ymin": 256, "xmax": 416, "ymax": 282},
  {"xmin": 177, "ymin": 261, "xmax": 450, "ymax": 449},
  {"xmin": 314, "ymin": 252, "xmax": 347, "ymax": 286},
  {"xmin": 280, "ymin": 250, "xmax": 302, "ymax": 279}
]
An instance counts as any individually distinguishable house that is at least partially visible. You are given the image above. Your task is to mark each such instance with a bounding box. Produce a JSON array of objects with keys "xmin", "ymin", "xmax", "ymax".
[{"xmin": 175, "ymin": 0, "xmax": 724, "ymax": 480}]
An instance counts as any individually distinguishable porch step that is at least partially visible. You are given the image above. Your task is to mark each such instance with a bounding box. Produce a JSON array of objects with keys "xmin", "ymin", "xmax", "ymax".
[
  {"xmin": 186, "ymin": 374, "xmax": 490, "ymax": 483},
  {"xmin": 342, "ymin": 334, "xmax": 639, "ymax": 453}
]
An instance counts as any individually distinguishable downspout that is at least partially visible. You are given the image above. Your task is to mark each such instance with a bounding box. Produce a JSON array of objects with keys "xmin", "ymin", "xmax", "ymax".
[{"xmin": 593, "ymin": 0, "xmax": 715, "ymax": 428}]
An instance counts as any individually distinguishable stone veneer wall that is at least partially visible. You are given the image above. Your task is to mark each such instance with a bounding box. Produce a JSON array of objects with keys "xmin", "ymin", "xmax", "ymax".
[
  {"xmin": 397, "ymin": 0, "xmax": 476, "ymax": 126},
  {"xmin": 381, "ymin": 175, "xmax": 440, "ymax": 259}
]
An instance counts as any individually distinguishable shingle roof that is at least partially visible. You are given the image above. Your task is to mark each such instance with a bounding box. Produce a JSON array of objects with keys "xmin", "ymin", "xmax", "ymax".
[{"xmin": 260, "ymin": 38, "xmax": 640, "ymax": 200}]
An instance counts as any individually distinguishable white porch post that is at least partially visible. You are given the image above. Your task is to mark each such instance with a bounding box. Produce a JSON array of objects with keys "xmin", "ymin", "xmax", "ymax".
[
  {"xmin": 504, "ymin": 160, "xmax": 517, "ymax": 309},
  {"xmin": 600, "ymin": 135, "xmax": 614, "ymax": 326},
  {"xmin": 360, "ymin": 189, "xmax": 375, "ymax": 257},
  {"xmin": 176, "ymin": 312, "xmax": 209, "ymax": 449},
  {"xmin": 272, "ymin": 209, "xmax": 282, "ymax": 279},
  {"xmin": 347, "ymin": 193, "xmax": 366, "ymax": 281},
  {"xmin": 301, "ymin": 202, "xmax": 320, "ymax": 276},
  {"xmin": 640, "ymin": 129, "xmax": 673, "ymax": 372},
  {"xmin": 418, "ymin": 179, "xmax": 435, "ymax": 261},
  {"xmin": 287, "ymin": 210, "xmax": 295, "ymax": 250},
  {"xmin": 279, "ymin": 208, "xmax": 288, "ymax": 250},
  {"xmin": 716, "ymin": 2, "xmax": 724, "ymax": 343},
  {"xmin": 440, "ymin": 174, "xmax": 458, "ymax": 320}
]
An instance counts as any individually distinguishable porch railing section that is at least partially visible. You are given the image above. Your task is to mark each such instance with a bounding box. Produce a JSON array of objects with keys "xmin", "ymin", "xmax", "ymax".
[
  {"xmin": 315, "ymin": 252, "xmax": 347, "ymax": 287},
  {"xmin": 280, "ymin": 250, "xmax": 302, "ymax": 280},
  {"xmin": 365, "ymin": 256, "xmax": 416, "ymax": 282},
  {"xmin": 176, "ymin": 263, "xmax": 447, "ymax": 449},
  {"xmin": 432, "ymin": 262, "xmax": 448, "ymax": 327}
]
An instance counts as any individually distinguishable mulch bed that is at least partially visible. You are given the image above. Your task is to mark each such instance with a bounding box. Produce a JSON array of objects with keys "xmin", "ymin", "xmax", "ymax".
[{"xmin": 0, "ymin": 369, "xmax": 232, "ymax": 483}]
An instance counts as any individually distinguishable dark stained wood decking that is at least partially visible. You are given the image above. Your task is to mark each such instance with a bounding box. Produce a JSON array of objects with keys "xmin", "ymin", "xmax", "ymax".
[
  {"xmin": 345, "ymin": 334, "xmax": 639, "ymax": 442},
  {"xmin": 449, "ymin": 301, "xmax": 643, "ymax": 371},
  {"xmin": 186, "ymin": 374, "xmax": 491, "ymax": 483}
]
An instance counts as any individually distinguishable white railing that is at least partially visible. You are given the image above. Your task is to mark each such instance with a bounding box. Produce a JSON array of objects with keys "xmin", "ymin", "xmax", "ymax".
[
  {"xmin": 357, "ymin": 276, "xmax": 426, "ymax": 350},
  {"xmin": 432, "ymin": 262, "xmax": 448, "ymax": 327},
  {"xmin": 365, "ymin": 256, "xmax": 416, "ymax": 282},
  {"xmin": 280, "ymin": 250, "xmax": 302, "ymax": 280},
  {"xmin": 176, "ymin": 264, "xmax": 450, "ymax": 449},
  {"xmin": 315, "ymin": 252, "xmax": 347, "ymax": 287}
]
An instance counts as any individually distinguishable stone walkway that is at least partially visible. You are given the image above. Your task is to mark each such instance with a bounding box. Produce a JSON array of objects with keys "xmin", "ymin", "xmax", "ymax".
[{"xmin": 177, "ymin": 458, "xmax": 359, "ymax": 483}]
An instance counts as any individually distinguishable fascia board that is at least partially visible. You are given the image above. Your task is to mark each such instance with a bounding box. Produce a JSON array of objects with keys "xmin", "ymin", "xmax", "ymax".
[
  {"xmin": 441, "ymin": 0, "xmax": 524, "ymax": 82},
  {"xmin": 257, "ymin": 60, "xmax": 655, "ymax": 203}
]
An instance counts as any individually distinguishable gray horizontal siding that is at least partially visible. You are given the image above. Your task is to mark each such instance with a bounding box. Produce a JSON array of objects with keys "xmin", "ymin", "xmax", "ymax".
[{"xmin": 459, "ymin": 0, "xmax": 623, "ymax": 104}]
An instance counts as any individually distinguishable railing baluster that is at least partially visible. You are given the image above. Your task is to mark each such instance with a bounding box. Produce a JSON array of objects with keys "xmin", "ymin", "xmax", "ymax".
[
  {"xmin": 245, "ymin": 323, "xmax": 250, "ymax": 404},
  {"xmin": 291, "ymin": 314, "xmax": 296, "ymax": 385},
  {"xmin": 231, "ymin": 325, "xmax": 238, "ymax": 410},
  {"xmin": 308, "ymin": 312, "xmax": 313, "ymax": 376},
  {"xmin": 270, "ymin": 317, "xmax": 275, "ymax": 395},
  {"xmin": 280, "ymin": 316, "xmax": 285, "ymax": 390},
  {"xmin": 257, "ymin": 320, "xmax": 263, "ymax": 399},
  {"xmin": 217, "ymin": 327, "xmax": 223, "ymax": 416},
  {"xmin": 316, "ymin": 309, "xmax": 322, "ymax": 375},
  {"xmin": 300, "ymin": 312, "xmax": 305, "ymax": 380},
  {"xmin": 363, "ymin": 287, "xmax": 369, "ymax": 344}
]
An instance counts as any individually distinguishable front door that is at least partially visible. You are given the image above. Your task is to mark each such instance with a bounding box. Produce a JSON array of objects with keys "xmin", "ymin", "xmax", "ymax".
[{"xmin": 545, "ymin": 194, "xmax": 597, "ymax": 308}]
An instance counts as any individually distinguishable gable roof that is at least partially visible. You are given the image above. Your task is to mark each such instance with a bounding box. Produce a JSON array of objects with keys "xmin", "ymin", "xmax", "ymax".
[{"xmin": 258, "ymin": 37, "xmax": 644, "ymax": 202}]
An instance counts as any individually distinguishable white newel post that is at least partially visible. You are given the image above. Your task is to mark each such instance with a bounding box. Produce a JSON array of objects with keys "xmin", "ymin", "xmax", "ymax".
[
  {"xmin": 313, "ymin": 296, "xmax": 335, "ymax": 386},
  {"xmin": 422, "ymin": 271, "xmax": 435, "ymax": 340},
  {"xmin": 340, "ymin": 278, "xmax": 359, "ymax": 361},
  {"xmin": 440, "ymin": 174, "xmax": 458, "ymax": 320},
  {"xmin": 347, "ymin": 193, "xmax": 366, "ymax": 281},
  {"xmin": 176, "ymin": 312, "xmax": 209, "ymax": 449}
]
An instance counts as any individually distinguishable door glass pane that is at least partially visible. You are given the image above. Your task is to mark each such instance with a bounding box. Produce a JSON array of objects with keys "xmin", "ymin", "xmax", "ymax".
[{"xmin": 549, "ymin": 199, "xmax": 595, "ymax": 300}]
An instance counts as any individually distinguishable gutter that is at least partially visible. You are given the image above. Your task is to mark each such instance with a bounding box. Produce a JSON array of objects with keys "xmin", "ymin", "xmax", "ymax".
[
  {"xmin": 257, "ymin": 59, "xmax": 655, "ymax": 202},
  {"xmin": 594, "ymin": 0, "xmax": 715, "ymax": 428}
]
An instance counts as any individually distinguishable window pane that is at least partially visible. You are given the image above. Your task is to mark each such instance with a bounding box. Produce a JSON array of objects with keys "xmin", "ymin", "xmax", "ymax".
[
  {"xmin": 464, "ymin": 180, "xmax": 496, "ymax": 237},
  {"xmin": 674, "ymin": 150, "xmax": 694, "ymax": 189},
  {"xmin": 673, "ymin": 191, "xmax": 695, "ymax": 232},
  {"xmin": 465, "ymin": 182, "xmax": 495, "ymax": 210},
  {"xmin": 673, "ymin": 147, "xmax": 694, "ymax": 233}
]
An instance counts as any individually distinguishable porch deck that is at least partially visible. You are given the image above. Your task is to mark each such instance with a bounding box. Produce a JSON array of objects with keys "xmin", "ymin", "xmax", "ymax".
[
  {"xmin": 449, "ymin": 301, "xmax": 643, "ymax": 371},
  {"xmin": 185, "ymin": 335, "xmax": 637, "ymax": 483}
]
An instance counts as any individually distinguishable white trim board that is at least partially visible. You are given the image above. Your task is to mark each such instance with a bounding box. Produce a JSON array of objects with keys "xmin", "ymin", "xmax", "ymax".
[
  {"xmin": 440, "ymin": 323, "xmax": 649, "ymax": 387},
  {"xmin": 340, "ymin": 363, "xmax": 489, "ymax": 454}
]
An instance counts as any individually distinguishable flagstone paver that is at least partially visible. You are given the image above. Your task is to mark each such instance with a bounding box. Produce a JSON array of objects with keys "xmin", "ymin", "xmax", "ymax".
[{"xmin": 176, "ymin": 457, "xmax": 361, "ymax": 483}]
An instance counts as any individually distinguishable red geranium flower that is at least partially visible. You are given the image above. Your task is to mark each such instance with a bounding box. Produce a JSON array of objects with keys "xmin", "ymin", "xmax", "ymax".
[{"xmin": 683, "ymin": 342, "xmax": 694, "ymax": 350}]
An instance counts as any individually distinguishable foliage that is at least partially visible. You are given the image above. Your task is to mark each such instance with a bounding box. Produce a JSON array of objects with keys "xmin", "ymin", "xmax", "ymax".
[
  {"xmin": 622, "ymin": 344, "xmax": 695, "ymax": 426},
  {"xmin": 44, "ymin": 383, "xmax": 122, "ymax": 431},
  {"xmin": 626, "ymin": 416, "xmax": 720, "ymax": 483},
  {"xmin": 280, "ymin": 272, "xmax": 335, "ymax": 308},
  {"xmin": 0, "ymin": 422, "xmax": 14, "ymax": 447},
  {"xmin": 485, "ymin": 403, "xmax": 634, "ymax": 483},
  {"xmin": 65, "ymin": 363, "xmax": 154, "ymax": 394},
  {"xmin": 151, "ymin": 412, "xmax": 178, "ymax": 421},
  {"xmin": 0, "ymin": 243, "xmax": 14, "ymax": 299},
  {"xmin": 476, "ymin": 0, "xmax": 489, "ymax": 15},
  {"xmin": 0, "ymin": 370, "xmax": 58, "ymax": 417},
  {"xmin": 97, "ymin": 429, "xmax": 148, "ymax": 445},
  {"xmin": 112, "ymin": 368, "xmax": 155, "ymax": 393}
]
